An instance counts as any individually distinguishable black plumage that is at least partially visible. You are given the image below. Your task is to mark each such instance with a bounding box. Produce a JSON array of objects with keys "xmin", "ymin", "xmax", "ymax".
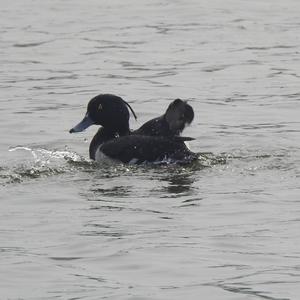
[{"xmin": 69, "ymin": 94, "xmax": 198, "ymax": 164}]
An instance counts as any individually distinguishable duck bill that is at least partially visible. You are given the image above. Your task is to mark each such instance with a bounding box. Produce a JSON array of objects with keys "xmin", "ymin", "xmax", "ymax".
[{"xmin": 69, "ymin": 113, "xmax": 94, "ymax": 133}]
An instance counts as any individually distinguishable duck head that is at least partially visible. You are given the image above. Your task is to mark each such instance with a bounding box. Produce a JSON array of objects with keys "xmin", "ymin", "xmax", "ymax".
[
  {"xmin": 69, "ymin": 94, "xmax": 137, "ymax": 136},
  {"xmin": 165, "ymin": 99, "xmax": 194, "ymax": 134}
]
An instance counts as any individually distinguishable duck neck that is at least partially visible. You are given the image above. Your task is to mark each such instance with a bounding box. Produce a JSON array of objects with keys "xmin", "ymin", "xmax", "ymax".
[{"xmin": 89, "ymin": 127, "xmax": 130, "ymax": 160}]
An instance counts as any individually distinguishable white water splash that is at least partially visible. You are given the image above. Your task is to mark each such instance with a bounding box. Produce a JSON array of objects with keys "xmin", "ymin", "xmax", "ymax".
[{"xmin": 9, "ymin": 146, "xmax": 83, "ymax": 164}]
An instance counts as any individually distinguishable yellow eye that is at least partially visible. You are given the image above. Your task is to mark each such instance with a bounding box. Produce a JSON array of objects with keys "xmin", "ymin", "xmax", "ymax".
[{"xmin": 98, "ymin": 104, "xmax": 103, "ymax": 111}]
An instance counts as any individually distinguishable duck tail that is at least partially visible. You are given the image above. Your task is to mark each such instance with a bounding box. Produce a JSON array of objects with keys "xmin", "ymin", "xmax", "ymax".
[{"xmin": 173, "ymin": 136, "xmax": 195, "ymax": 142}]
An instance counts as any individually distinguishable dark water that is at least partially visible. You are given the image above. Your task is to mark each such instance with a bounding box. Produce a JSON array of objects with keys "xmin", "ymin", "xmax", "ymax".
[{"xmin": 1, "ymin": 0, "xmax": 300, "ymax": 299}]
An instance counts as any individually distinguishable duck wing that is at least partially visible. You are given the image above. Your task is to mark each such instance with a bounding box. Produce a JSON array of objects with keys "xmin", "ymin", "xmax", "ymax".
[{"xmin": 100, "ymin": 135, "xmax": 198, "ymax": 164}]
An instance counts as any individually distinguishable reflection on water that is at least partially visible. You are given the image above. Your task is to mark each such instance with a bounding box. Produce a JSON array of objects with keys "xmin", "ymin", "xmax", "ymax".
[
  {"xmin": 160, "ymin": 168, "xmax": 196, "ymax": 196},
  {"xmin": 90, "ymin": 186, "xmax": 132, "ymax": 198}
]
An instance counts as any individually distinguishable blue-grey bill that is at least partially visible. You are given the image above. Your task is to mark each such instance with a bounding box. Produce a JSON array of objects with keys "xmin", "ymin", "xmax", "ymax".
[{"xmin": 69, "ymin": 113, "xmax": 94, "ymax": 133}]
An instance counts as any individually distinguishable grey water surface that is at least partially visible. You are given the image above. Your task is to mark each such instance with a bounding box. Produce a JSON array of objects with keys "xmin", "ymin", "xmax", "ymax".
[{"xmin": 1, "ymin": 0, "xmax": 300, "ymax": 299}]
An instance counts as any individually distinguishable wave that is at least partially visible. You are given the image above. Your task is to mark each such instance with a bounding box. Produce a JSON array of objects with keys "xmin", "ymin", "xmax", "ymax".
[
  {"xmin": 0, "ymin": 147, "xmax": 91, "ymax": 185},
  {"xmin": 0, "ymin": 146, "xmax": 228, "ymax": 186}
]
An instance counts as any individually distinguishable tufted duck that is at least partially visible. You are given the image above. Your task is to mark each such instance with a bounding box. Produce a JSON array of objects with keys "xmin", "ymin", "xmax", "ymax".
[{"xmin": 69, "ymin": 94, "xmax": 198, "ymax": 164}]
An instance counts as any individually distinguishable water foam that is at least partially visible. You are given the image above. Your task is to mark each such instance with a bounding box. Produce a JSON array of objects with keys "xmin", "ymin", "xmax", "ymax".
[{"xmin": 0, "ymin": 147, "xmax": 90, "ymax": 185}]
